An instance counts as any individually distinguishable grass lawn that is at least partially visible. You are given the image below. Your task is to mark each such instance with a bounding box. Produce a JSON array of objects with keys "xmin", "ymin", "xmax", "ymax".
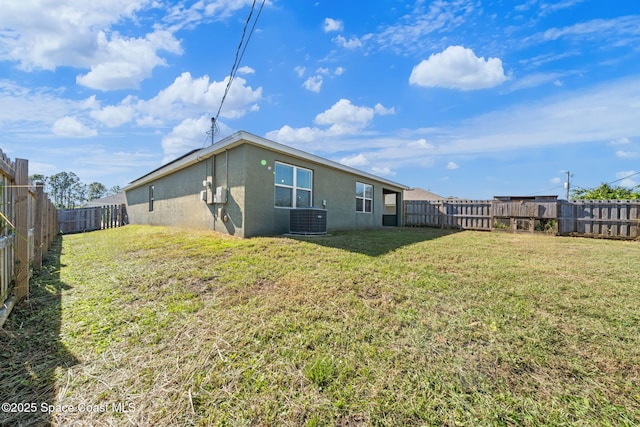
[{"xmin": 1, "ymin": 225, "xmax": 639, "ymax": 426}]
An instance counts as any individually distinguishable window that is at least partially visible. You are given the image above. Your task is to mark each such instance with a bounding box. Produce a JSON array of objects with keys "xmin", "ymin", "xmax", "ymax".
[
  {"xmin": 148, "ymin": 185, "xmax": 154, "ymax": 212},
  {"xmin": 274, "ymin": 162, "xmax": 312, "ymax": 208},
  {"xmin": 356, "ymin": 182, "xmax": 373, "ymax": 213}
]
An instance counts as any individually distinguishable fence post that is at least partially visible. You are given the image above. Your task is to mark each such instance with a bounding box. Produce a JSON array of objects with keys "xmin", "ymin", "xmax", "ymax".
[
  {"xmin": 14, "ymin": 158, "xmax": 29, "ymax": 300},
  {"xmin": 32, "ymin": 182, "xmax": 44, "ymax": 272}
]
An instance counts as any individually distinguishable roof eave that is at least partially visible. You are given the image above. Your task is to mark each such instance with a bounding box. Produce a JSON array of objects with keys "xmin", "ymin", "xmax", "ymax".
[{"xmin": 124, "ymin": 131, "xmax": 409, "ymax": 191}]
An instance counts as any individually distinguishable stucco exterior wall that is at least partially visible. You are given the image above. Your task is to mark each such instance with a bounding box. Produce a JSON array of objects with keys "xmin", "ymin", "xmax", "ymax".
[
  {"xmin": 126, "ymin": 161, "xmax": 216, "ymax": 229},
  {"xmin": 125, "ymin": 147, "xmax": 249, "ymax": 237},
  {"xmin": 241, "ymin": 144, "xmax": 403, "ymax": 237}
]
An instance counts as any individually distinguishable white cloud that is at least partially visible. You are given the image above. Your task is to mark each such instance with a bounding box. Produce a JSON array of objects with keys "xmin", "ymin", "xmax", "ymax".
[
  {"xmin": 408, "ymin": 138, "xmax": 436, "ymax": 150},
  {"xmin": 333, "ymin": 35, "xmax": 362, "ymax": 49},
  {"xmin": 143, "ymin": 71, "xmax": 262, "ymax": 120},
  {"xmin": 615, "ymin": 170, "xmax": 639, "ymax": 188},
  {"xmin": 0, "ymin": 1, "xmax": 182, "ymax": 90},
  {"xmin": 372, "ymin": 1, "xmax": 475, "ymax": 54},
  {"xmin": 538, "ymin": 16, "xmax": 640, "ymax": 42},
  {"xmin": 136, "ymin": 115, "xmax": 163, "ymax": 127},
  {"xmin": 52, "ymin": 116, "xmax": 97, "ymax": 137},
  {"xmin": 510, "ymin": 72, "xmax": 565, "ymax": 91},
  {"xmin": 76, "ymin": 29, "xmax": 182, "ymax": 91},
  {"xmin": 265, "ymin": 125, "xmax": 322, "ymax": 144},
  {"xmin": 409, "ymin": 46, "xmax": 507, "ymax": 91},
  {"xmin": 610, "ymin": 137, "xmax": 631, "ymax": 145},
  {"xmin": 371, "ymin": 166, "xmax": 396, "ymax": 176},
  {"xmin": 334, "ymin": 67, "xmax": 345, "ymax": 76},
  {"xmin": 314, "ymin": 99, "xmax": 393, "ymax": 133},
  {"xmin": 339, "ymin": 153, "xmax": 369, "ymax": 167},
  {"xmin": 323, "ymin": 18, "xmax": 343, "ymax": 33},
  {"xmin": 165, "ymin": 0, "xmax": 261, "ymax": 30},
  {"xmin": 237, "ymin": 66, "xmax": 255, "ymax": 75},
  {"xmin": 616, "ymin": 150, "xmax": 638, "ymax": 159},
  {"xmin": 374, "ymin": 103, "xmax": 395, "ymax": 116},
  {"xmin": 267, "ymin": 99, "xmax": 395, "ymax": 144},
  {"xmin": 446, "ymin": 161, "xmax": 459, "ymax": 170},
  {"xmin": 160, "ymin": 115, "xmax": 238, "ymax": 163},
  {"xmin": 303, "ymin": 75, "xmax": 323, "ymax": 93},
  {"xmin": 294, "ymin": 66, "xmax": 306, "ymax": 78},
  {"xmin": 90, "ymin": 97, "xmax": 136, "ymax": 127}
]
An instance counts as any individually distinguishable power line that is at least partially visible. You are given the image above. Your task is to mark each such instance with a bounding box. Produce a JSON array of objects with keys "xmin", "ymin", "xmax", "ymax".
[
  {"xmin": 214, "ymin": 0, "xmax": 266, "ymax": 122},
  {"xmin": 606, "ymin": 170, "xmax": 640, "ymax": 186}
]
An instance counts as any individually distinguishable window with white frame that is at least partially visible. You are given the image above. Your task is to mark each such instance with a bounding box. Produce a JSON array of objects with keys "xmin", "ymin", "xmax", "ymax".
[
  {"xmin": 356, "ymin": 182, "xmax": 373, "ymax": 213},
  {"xmin": 274, "ymin": 162, "xmax": 312, "ymax": 208}
]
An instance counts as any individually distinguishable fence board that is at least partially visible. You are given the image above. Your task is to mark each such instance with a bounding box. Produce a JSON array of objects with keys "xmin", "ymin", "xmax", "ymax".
[
  {"xmin": 558, "ymin": 200, "xmax": 639, "ymax": 239},
  {"xmin": 405, "ymin": 200, "xmax": 492, "ymax": 230},
  {"xmin": 58, "ymin": 204, "xmax": 127, "ymax": 234}
]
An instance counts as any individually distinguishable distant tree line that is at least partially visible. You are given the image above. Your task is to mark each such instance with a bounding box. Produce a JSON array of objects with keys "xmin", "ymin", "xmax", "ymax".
[
  {"xmin": 571, "ymin": 183, "xmax": 640, "ymax": 200},
  {"xmin": 29, "ymin": 172, "xmax": 121, "ymax": 209}
]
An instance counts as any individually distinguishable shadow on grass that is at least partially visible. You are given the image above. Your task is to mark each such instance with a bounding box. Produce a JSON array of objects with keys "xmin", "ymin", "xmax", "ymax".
[
  {"xmin": 0, "ymin": 236, "xmax": 78, "ymax": 426},
  {"xmin": 289, "ymin": 226, "xmax": 462, "ymax": 256}
]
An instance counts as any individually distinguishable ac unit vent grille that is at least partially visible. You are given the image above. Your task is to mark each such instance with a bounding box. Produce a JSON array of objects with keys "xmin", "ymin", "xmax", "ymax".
[{"xmin": 290, "ymin": 208, "xmax": 327, "ymax": 235}]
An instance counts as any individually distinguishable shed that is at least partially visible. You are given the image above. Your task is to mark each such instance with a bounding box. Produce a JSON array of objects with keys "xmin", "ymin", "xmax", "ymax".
[{"xmin": 124, "ymin": 131, "xmax": 408, "ymax": 238}]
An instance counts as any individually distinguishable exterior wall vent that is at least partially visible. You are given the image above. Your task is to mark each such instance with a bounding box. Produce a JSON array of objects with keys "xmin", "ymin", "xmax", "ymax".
[{"xmin": 289, "ymin": 208, "xmax": 327, "ymax": 235}]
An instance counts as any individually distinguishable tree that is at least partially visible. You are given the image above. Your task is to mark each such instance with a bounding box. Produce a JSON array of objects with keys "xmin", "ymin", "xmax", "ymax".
[
  {"xmin": 108, "ymin": 185, "xmax": 121, "ymax": 196},
  {"xmin": 88, "ymin": 182, "xmax": 108, "ymax": 201},
  {"xmin": 29, "ymin": 174, "xmax": 46, "ymax": 184},
  {"xmin": 571, "ymin": 183, "xmax": 640, "ymax": 200},
  {"xmin": 29, "ymin": 172, "xmax": 115, "ymax": 208},
  {"xmin": 48, "ymin": 172, "xmax": 83, "ymax": 208}
]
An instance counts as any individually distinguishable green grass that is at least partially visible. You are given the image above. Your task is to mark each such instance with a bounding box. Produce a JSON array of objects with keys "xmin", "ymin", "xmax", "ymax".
[{"xmin": 2, "ymin": 225, "xmax": 640, "ymax": 426}]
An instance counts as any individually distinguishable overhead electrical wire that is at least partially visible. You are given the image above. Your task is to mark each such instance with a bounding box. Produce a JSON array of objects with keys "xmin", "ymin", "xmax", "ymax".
[
  {"xmin": 214, "ymin": 0, "xmax": 266, "ymax": 122},
  {"xmin": 605, "ymin": 170, "xmax": 640, "ymax": 186}
]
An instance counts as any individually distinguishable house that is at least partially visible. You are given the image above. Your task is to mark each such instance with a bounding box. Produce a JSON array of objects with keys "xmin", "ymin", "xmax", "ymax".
[
  {"xmin": 124, "ymin": 131, "xmax": 408, "ymax": 238},
  {"xmin": 404, "ymin": 187, "xmax": 445, "ymax": 201}
]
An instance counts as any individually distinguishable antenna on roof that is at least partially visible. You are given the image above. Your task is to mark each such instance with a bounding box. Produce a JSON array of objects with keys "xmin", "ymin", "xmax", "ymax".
[{"xmin": 207, "ymin": 117, "xmax": 219, "ymax": 146}]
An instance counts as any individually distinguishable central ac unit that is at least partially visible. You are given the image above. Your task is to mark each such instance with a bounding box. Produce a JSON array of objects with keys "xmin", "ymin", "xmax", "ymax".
[{"xmin": 290, "ymin": 208, "xmax": 327, "ymax": 235}]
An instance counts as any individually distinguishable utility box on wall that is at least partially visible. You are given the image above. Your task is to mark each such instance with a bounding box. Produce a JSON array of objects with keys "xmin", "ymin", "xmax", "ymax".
[
  {"xmin": 214, "ymin": 186, "xmax": 227, "ymax": 204},
  {"xmin": 201, "ymin": 176, "xmax": 214, "ymax": 204}
]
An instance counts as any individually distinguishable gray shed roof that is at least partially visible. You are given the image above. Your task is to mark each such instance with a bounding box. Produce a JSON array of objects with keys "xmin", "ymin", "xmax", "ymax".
[{"xmin": 126, "ymin": 131, "xmax": 409, "ymax": 191}]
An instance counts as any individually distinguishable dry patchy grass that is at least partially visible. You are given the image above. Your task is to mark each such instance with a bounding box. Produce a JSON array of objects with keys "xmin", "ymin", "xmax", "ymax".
[{"xmin": 1, "ymin": 225, "xmax": 640, "ymax": 426}]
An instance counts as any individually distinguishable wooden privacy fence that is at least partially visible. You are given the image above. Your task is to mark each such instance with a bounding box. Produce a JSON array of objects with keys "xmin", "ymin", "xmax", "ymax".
[
  {"xmin": 1, "ymin": 150, "xmax": 58, "ymax": 327},
  {"xmin": 558, "ymin": 200, "xmax": 639, "ymax": 239},
  {"xmin": 404, "ymin": 200, "xmax": 492, "ymax": 230},
  {"xmin": 404, "ymin": 199, "xmax": 640, "ymax": 240},
  {"xmin": 58, "ymin": 204, "xmax": 128, "ymax": 234}
]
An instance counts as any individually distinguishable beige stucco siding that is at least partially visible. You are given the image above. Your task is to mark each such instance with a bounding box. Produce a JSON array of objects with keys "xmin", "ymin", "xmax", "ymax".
[
  {"xmin": 126, "ymin": 161, "xmax": 215, "ymax": 229},
  {"xmin": 241, "ymin": 144, "xmax": 403, "ymax": 237}
]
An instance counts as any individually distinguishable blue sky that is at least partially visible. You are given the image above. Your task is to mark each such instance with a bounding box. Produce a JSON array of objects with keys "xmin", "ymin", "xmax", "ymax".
[{"xmin": 1, "ymin": 0, "xmax": 639, "ymax": 199}]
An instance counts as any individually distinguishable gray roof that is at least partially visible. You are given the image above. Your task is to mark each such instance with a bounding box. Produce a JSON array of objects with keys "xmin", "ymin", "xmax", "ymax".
[
  {"xmin": 126, "ymin": 131, "xmax": 409, "ymax": 191},
  {"xmin": 404, "ymin": 187, "xmax": 445, "ymax": 200},
  {"xmin": 85, "ymin": 192, "xmax": 126, "ymax": 207}
]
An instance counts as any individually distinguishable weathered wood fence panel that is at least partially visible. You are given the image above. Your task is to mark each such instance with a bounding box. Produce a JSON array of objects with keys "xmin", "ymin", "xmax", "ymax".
[
  {"xmin": 405, "ymin": 200, "xmax": 492, "ymax": 230},
  {"xmin": 404, "ymin": 199, "xmax": 639, "ymax": 240},
  {"xmin": 1, "ymin": 150, "xmax": 57, "ymax": 326},
  {"xmin": 58, "ymin": 204, "xmax": 127, "ymax": 234},
  {"xmin": 558, "ymin": 200, "xmax": 639, "ymax": 239}
]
